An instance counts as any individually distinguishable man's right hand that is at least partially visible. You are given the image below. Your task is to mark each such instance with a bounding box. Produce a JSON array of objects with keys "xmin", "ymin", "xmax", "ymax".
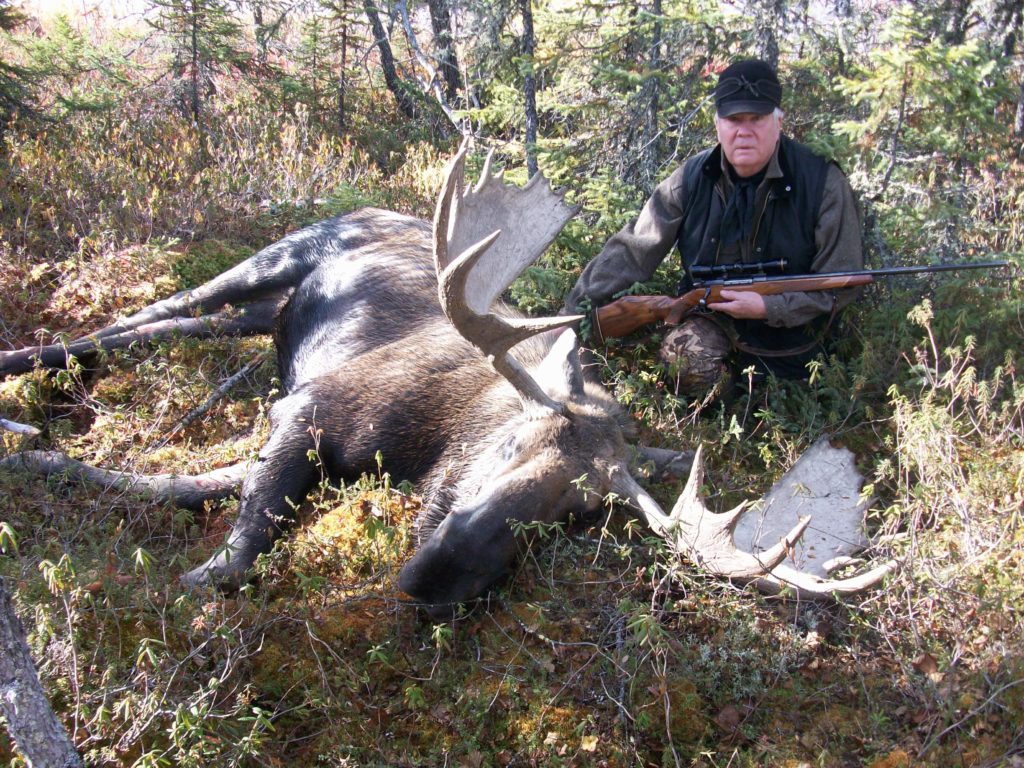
[{"xmin": 706, "ymin": 289, "xmax": 767, "ymax": 320}]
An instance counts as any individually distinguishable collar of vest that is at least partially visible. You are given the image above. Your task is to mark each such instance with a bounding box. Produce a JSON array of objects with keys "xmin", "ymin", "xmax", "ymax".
[{"xmin": 701, "ymin": 138, "xmax": 797, "ymax": 199}]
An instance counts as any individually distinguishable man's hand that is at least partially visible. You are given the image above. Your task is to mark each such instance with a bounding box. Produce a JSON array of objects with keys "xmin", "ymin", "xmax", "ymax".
[{"xmin": 706, "ymin": 289, "xmax": 767, "ymax": 320}]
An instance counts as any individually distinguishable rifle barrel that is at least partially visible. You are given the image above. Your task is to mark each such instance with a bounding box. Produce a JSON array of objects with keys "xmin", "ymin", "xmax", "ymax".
[{"xmin": 695, "ymin": 261, "xmax": 1010, "ymax": 287}]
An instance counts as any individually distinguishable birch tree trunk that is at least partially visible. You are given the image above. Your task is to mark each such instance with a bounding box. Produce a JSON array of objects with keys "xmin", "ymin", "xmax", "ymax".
[
  {"xmin": 520, "ymin": 0, "xmax": 538, "ymax": 178},
  {"xmin": 0, "ymin": 580, "xmax": 83, "ymax": 768},
  {"xmin": 1016, "ymin": 82, "xmax": 1024, "ymax": 137}
]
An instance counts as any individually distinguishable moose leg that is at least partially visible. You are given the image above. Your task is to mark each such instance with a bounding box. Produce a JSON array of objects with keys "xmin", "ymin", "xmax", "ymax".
[
  {"xmin": 80, "ymin": 214, "xmax": 372, "ymax": 342},
  {"xmin": 2, "ymin": 214, "xmax": 373, "ymax": 376},
  {"xmin": 0, "ymin": 297, "xmax": 284, "ymax": 376},
  {"xmin": 0, "ymin": 451, "xmax": 248, "ymax": 508},
  {"xmin": 180, "ymin": 395, "xmax": 320, "ymax": 589}
]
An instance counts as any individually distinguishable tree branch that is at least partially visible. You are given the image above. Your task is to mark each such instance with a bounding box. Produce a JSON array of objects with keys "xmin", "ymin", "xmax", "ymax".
[{"xmin": 393, "ymin": 0, "xmax": 463, "ymax": 133}]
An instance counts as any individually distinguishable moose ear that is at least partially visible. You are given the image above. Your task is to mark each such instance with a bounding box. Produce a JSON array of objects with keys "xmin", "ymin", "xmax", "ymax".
[{"xmin": 534, "ymin": 329, "xmax": 586, "ymax": 404}]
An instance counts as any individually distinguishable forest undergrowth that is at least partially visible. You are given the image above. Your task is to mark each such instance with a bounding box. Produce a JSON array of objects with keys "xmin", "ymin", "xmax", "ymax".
[{"xmin": 2, "ymin": 4, "xmax": 1024, "ymax": 765}]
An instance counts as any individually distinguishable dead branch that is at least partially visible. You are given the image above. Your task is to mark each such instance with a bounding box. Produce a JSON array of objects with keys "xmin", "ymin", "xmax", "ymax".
[
  {"xmin": 0, "ymin": 418, "xmax": 41, "ymax": 437},
  {"xmin": 393, "ymin": 0, "xmax": 464, "ymax": 133},
  {"xmin": 155, "ymin": 354, "xmax": 269, "ymax": 449}
]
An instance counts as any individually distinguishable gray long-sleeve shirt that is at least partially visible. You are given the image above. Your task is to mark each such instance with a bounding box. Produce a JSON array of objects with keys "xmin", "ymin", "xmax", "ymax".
[{"xmin": 564, "ymin": 139, "xmax": 863, "ymax": 328}]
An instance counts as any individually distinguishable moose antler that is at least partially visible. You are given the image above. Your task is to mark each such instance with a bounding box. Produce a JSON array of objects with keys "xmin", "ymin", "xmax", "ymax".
[
  {"xmin": 611, "ymin": 440, "xmax": 897, "ymax": 599},
  {"xmin": 433, "ymin": 139, "xmax": 583, "ymax": 413}
]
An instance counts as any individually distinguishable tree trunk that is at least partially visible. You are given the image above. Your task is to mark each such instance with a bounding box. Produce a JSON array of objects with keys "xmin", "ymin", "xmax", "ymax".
[
  {"xmin": 252, "ymin": 0, "xmax": 267, "ymax": 67},
  {"xmin": 394, "ymin": 0, "xmax": 459, "ymax": 133},
  {"xmin": 520, "ymin": 0, "xmax": 538, "ymax": 177},
  {"xmin": 1016, "ymin": 81, "xmax": 1024, "ymax": 137},
  {"xmin": 363, "ymin": 0, "xmax": 418, "ymax": 119},
  {"xmin": 189, "ymin": 2, "xmax": 201, "ymax": 124},
  {"xmin": 428, "ymin": 0, "xmax": 462, "ymax": 102},
  {"xmin": 0, "ymin": 580, "xmax": 84, "ymax": 768},
  {"xmin": 998, "ymin": 0, "xmax": 1023, "ymax": 137},
  {"xmin": 639, "ymin": 0, "xmax": 663, "ymax": 194},
  {"xmin": 942, "ymin": 0, "xmax": 971, "ymax": 44},
  {"xmin": 750, "ymin": 0, "xmax": 783, "ymax": 70},
  {"xmin": 339, "ymin": 1, "xmax": 349, "ymax": 135},
  {"xmin": 998, "ymin": 0, "xmax": 1023, "ymax": 55},
  {"xmin": 323, "ymin": 0, "xmax": 352, "ymax": 135}
]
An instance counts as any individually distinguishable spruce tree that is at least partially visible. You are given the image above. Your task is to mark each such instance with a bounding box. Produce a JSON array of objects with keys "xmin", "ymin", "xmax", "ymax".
[
  {"xmin": 146, "ymin": 0, "xmax": 248, "ymax": 125},
  {"xmin": 0, "ymin": 0, "xmax": 34, "ymax": 135}
]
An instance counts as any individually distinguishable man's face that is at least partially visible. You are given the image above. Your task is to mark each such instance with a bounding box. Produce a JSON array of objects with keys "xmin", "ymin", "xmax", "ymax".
[{"xmin": 716, "ymin": 111, "xmax": 781, "ymax": 178}]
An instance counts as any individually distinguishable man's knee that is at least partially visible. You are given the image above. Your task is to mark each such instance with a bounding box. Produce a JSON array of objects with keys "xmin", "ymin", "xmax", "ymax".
[{"xmin": 658, "ymin": 315, "xmax": 733, "ymax": 399}]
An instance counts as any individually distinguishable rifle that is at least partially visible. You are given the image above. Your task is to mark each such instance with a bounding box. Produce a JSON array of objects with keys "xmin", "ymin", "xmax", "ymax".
[{"xmin": 590, "ymin": 261, "xmax": 1010, "ymax": 344}]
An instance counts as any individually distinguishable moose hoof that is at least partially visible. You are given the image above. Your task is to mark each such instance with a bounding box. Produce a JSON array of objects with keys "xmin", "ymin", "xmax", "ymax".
[{"xmin": 180, "ymin": 549, "xmax": 255, "ymax": 592}]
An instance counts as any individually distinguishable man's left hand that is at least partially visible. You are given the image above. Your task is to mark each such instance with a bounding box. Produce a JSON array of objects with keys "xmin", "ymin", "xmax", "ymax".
[{"xmin": 706, "ymin": 290, "xmax": 767, "ymax": 320}]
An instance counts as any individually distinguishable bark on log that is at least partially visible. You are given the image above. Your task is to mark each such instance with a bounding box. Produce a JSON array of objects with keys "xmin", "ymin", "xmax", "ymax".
[{"xmin": 0, "ymin": 580, "xmax": 84, "ymax": 768}]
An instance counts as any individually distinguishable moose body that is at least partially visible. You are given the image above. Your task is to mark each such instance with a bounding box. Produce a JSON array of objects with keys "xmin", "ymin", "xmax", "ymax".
[{"xmin": 168, "ymin": 206, "xmax": 628, "ymax": 612}]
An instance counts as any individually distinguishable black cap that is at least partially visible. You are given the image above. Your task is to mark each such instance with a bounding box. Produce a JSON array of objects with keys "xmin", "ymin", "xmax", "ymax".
[{"xmin": 714, "ymin": 59, "xmax": 782, "ymax": 117}]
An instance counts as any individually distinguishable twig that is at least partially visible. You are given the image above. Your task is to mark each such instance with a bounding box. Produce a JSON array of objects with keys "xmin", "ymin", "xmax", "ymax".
[
  {"xmin": 156, "ymin": 354, "xmax": 268, "ymax": 448},
  {"xmin": 918, "ymin": 676, "xmax": 1024, "ymax": 757}
]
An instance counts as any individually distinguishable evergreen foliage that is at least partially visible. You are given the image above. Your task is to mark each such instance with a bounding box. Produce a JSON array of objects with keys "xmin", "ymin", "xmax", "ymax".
[
  {"xmin": 145, "ymin": 0, "xmax": 250, "ymax": 125},
  {"xmin": 0, "ymin": 0, "xmax": 34, "ymax": 132}
]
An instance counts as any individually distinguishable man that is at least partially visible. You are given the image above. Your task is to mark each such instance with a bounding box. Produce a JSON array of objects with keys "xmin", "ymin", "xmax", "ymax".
[{"xmin": 564, "ymin": 59, "xmax": 863, "ymax": 397}]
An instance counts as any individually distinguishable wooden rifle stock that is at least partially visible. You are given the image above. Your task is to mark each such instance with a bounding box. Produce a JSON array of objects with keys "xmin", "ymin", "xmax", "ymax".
[{"xmin": 591, "ymin": 258, "xmax": 1011, "ymax": 342}]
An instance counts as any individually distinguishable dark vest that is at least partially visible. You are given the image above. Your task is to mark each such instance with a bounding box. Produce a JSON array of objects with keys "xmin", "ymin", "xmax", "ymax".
[{"xmin": 674, "ymin": 136, "xmax": 833, "ymax": 376}]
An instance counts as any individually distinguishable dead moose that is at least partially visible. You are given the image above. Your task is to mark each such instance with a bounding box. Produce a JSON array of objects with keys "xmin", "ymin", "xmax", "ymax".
[{"xmin": 0, "ymin": 142, "xmax": 894, "ymax": 614}]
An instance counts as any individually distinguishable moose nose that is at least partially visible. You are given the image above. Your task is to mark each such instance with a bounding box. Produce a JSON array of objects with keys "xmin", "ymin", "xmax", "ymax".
[
  {"xmin": 398, "ymin": 505, "xmax": 518, "ymax": 613},
  {"xmin": 398, "ymin": 540, "xmax": 504, "ymax": 615}
]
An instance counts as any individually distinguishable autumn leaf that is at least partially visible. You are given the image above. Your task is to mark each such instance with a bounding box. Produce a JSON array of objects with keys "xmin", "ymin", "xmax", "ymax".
[
  {"xmin": 912, "ymin": 652, "xmax": 938, "ymax": 675},
  {"xmin": 912, "ymin": 652, "xmax": 943, "ymax": 682},
  {"xmin": 714, "ymin": 704, "xmax": 742, "ymax": 732}
]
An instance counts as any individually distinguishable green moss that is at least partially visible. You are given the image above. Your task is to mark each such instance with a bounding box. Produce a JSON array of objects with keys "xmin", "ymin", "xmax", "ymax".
[{"xmin": 170, "ymin": 240, "xmax": 254, "ymax": 290}]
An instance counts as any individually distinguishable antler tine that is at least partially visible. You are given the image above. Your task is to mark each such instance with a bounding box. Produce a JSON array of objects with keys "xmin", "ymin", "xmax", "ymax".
[
  {"xmin": 432, "ymin": 139, "xmax": 583, "ymax": 413},
  {"xmin": 665, "ymin": 446, "xmax": 812, "ymax": 577},
  {"xmin": 435, "ymin": 205, "xmax": 580, "ymax": 414},
  {"xmin": 437, "ymin": 231, "xmax": 583, "ymax": 352},
  {"xmin": 610, "ymin": 442, "xmax": 895, "ymax": 600},
  {"xmin": 755, "ymin": 558, "xmax": 899, "ymax": 597},
  {"xmin": 475, "ymin": 149, "xmax": 498, "ymax": 192},
  {"xmin": 433, "ymin": 138, "xmax": 470, "ymax": 270}
]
